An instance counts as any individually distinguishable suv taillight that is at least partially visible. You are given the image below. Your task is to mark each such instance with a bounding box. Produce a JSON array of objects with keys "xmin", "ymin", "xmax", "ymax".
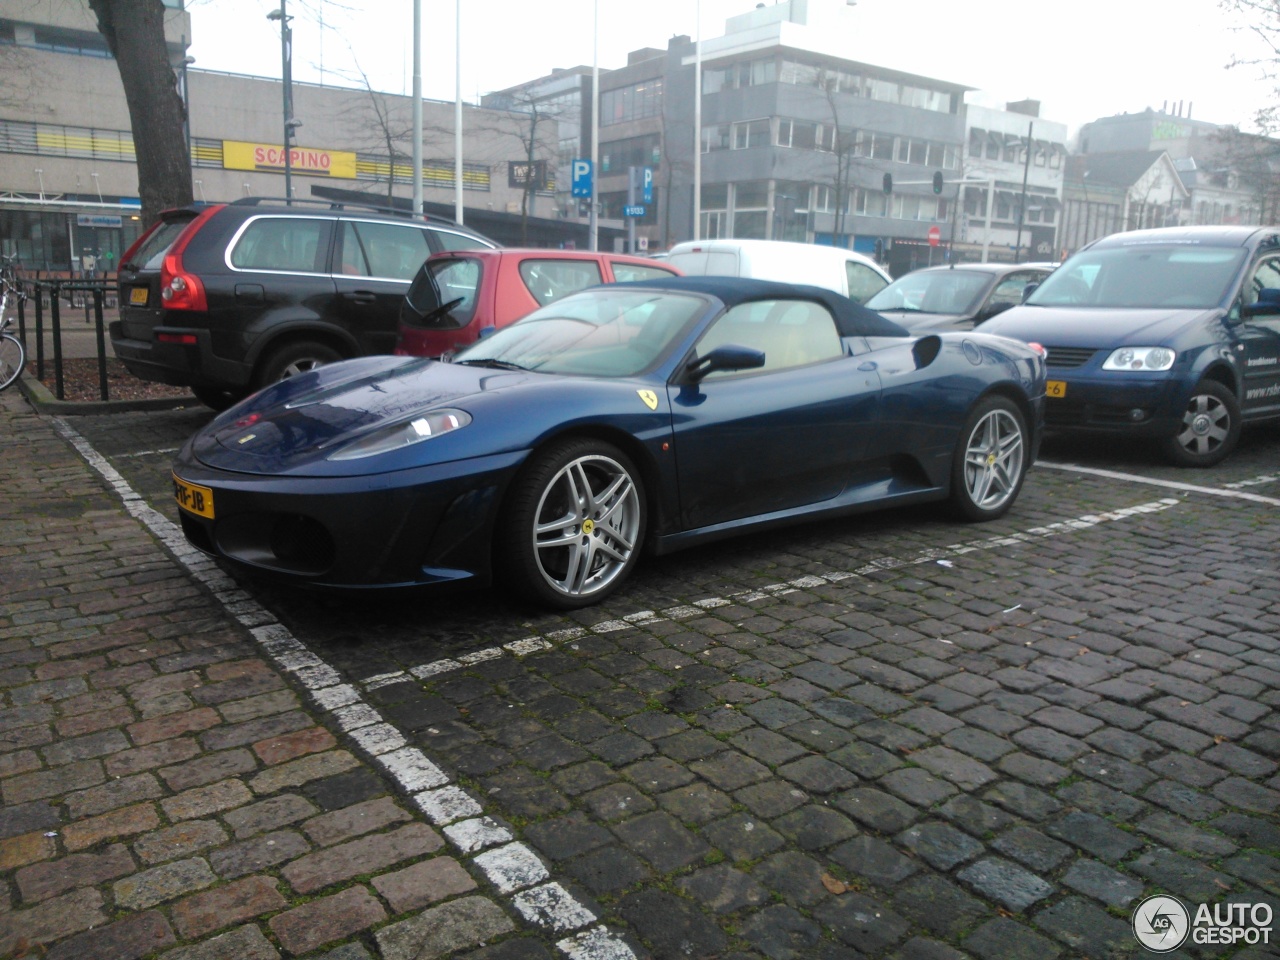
[
  {"xmin": 157, "ymin": 204, "xmax": 223, "ymax": 312},
  {"xmin": 160, "ymin": 254, "xmax": 207, "ymax": 311}
]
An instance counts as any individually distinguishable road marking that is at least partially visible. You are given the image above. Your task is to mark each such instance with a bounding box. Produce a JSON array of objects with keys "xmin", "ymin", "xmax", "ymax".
[
  {"xmin": 116, "ymin": 445, "xmax": 181, "ymax": 459},
  {"xmin": 391, "ymin": 497, "xmax": 1182, "ymax": 686},
  {"xmin": 1223, "ymin": 470, "xmax": 1280, "ymax": 490},
  {"xmin": 1037, "ymin": 460, "xmax": 1280, "ymax": 506},
  {"xmin": 52, "ymin": 417, "xmax": 637, "ymax": 960}
]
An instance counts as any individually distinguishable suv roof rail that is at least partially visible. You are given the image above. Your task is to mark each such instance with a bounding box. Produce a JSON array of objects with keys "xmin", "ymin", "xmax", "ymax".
[{"xmin": 229, "ymin": 196, "xmax": 468, "ymax": 230}]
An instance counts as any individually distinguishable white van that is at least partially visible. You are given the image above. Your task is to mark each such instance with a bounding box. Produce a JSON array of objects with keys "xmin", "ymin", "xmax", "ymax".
[{"xmin": 665, "ymin": 239, "xmax": 891, "ymax": 304}]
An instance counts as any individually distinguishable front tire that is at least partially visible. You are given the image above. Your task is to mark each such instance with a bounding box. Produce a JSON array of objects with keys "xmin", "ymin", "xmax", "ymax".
[
  {"xmin": 500, "ymin": 438, "xmax": 646, "ymax": 609},
  {"xmin": 951, "ymin": 395, "xmax": 1028, "ymax": 522},
  {"xmin": 191, "ymin": 385, "xmax": 247, "ymax": 411},
  {"xmin": 255, "ymin": 340, "xmax": 342, "ymax": 389},
  {"xmin": 1160, "ymin": 379, "xmax": 1240, "ymax": 467},
  {"xmin": 0, "ymin": 334, "xmax": 24, "ymax": 391}
]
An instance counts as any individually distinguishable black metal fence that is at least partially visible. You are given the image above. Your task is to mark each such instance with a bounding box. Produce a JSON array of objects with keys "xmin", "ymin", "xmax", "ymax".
[{"xmin": 14, "ymin": 279, "xmax": 114, "ymax": 401}]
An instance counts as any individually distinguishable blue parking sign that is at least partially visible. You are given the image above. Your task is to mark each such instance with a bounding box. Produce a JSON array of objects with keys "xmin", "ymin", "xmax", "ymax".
[
  {"xmin": 642, "ymin": 166, "xmax": 653, "ymax": 204},
  {"xmin": 572, "ymin": 159, "xmax": 593, "ymax": 198}
]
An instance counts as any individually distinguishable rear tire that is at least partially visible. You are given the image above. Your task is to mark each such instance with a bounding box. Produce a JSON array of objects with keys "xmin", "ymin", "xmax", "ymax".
[
  {"xmin": 1160, "ymin": 379, "xmax": 1240, "ymax": 468},
  {"xmin": 255, "ymin": 340, "xmax": 342, "ymax": 389},
  {"xmin": 499, "ymin": 438, "xmax": 646, "ymax": 609},
  {"xmin": 0, "ymin": 334, "xmax": 23, "ymax": 391},
  {"xmin": 950, "ymin": 395, "xmax": 1028, "ymax": 522}
]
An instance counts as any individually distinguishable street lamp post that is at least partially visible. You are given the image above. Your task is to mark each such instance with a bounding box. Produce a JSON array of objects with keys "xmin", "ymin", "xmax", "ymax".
[{"xmin": 267, "ymin": 4, "xmax": 297, "ymax": 204}]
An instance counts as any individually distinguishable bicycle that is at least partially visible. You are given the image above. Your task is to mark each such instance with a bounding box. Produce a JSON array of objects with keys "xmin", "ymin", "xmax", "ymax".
[{"xmin": 0, "ymin": 254, "xmax": 25, "ymax": 392}]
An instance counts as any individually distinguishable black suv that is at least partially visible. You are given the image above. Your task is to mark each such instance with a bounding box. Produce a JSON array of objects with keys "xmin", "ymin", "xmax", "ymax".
[{"xmin": 110, "ymin": 198, "xmax": 496, "ymax": 409}]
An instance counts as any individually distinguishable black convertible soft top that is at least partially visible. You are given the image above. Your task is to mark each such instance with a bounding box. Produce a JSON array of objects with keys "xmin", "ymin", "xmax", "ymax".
[{"xmin": 617, "ymin": 274, "xmax": 911, "ymax": 339}]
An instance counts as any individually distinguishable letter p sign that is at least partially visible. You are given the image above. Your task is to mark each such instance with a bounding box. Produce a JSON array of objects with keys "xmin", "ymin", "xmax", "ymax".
[{"xmin": 572, "ymin": 159, "xmax": 593, "ymax": 198}]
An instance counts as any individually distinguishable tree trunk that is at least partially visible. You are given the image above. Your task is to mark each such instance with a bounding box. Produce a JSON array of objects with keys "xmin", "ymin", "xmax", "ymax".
[{"xmin": 88, "ymin": 0, "xmax": 193, "ymax": 228}]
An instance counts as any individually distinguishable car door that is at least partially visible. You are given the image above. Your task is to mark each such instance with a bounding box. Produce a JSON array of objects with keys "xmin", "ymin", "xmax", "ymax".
[
  {"xmin": 670, "ymin": 297, "xmax": 881, "ymax": 530},
  {"xmin": 1235, "ymin": 253, "xmax": 1280, "ymax": 416},
  {"xmin": 330, "ymin": 219, "xmax": 433, "ymax": 355},
  {"xmin": 976, "ymin": 270, "xmax": 1046, "ymax": 325},
  {"xmin": 844, "ymin": 258, "xmax": 889, "ymax": 304}
]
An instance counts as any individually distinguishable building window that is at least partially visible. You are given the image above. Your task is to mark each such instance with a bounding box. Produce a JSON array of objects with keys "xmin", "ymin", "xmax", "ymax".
[
  {"xmin": 600, "ymin": 134, "xmax": 661, "ymax": 174},
  {"xmin": 600, "ymin": 78, "xmax": 663, "ymax": 126},
  {"xmin": 732, "ymin": 119, "xmax": 771, "ymax": 150},
  {"xmin": 704, "ymin": 57, "xmax": 777, "ymax": 93}
]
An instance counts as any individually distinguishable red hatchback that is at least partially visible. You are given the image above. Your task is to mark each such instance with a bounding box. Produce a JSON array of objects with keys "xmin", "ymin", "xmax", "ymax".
[{"xmin": 395, "ymin": 248, "xmax": 680, "ymax": 357}]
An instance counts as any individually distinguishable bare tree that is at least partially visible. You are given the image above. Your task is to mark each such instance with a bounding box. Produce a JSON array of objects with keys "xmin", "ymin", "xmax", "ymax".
[
  {"xmin": 1222, "ymin": 0, "xmax": 1280, "ymax": 133},
  {"xmin": 479, "ymin": 87, "xmax": 568, "ymax": 243},
  {"xmin": 87, "ymin": 0, "xmax": 192, "ymax": 227},
  {"xmin": 337, "ymin": 58, "xmax": 418, "ymax": 209}
]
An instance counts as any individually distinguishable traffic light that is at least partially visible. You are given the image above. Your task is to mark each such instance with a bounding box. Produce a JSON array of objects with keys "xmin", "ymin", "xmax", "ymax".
[
  {"xmin": 882, "ymin": 173, "xmax": 893, "ymax": 195},
  {"xmin": 874, "ymin": 238, "xmax": 884, "ymax": 261},
  {"xmin": 932, "ymin": 171, "xmax": 943, "ymax": 194}
]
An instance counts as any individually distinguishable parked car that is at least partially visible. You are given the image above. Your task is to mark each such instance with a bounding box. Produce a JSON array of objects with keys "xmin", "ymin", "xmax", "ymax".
[
  {"xmin": 982, "ymin": 225, "xmax": 1280, "ymax": 467},
  {"xmin": 865, "ymin": 262, "xmax": 1055, "ymax": 332},
  {"xmin": 110, "ymin": 199, "xmax": 497, "ymax": 410},
  {"xmin": 665, "ymin": 239, "xmax": 890, "ymax": 304},
  {"xmin": 170, "ymin": 276, "xmax": 1046, "ymax": 608},
  {"xmin": 395, "ymin": 248, "xmax": 680, "ymax": 358}
]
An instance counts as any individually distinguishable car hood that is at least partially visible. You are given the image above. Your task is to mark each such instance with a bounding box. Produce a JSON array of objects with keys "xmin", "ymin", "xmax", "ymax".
[{"xmin": 981, "ymin": 304, "xmax": 1216, "ymax": 347}]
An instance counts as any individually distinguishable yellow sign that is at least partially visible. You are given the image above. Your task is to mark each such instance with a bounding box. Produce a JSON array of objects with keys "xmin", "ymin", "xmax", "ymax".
[
  {"xmin": 222, "ymin": 140, "xmax": 357, "ymax": 180},
  {"xmin": 637, "ymin": 389, "xmax": 658, "ymax": 410}
]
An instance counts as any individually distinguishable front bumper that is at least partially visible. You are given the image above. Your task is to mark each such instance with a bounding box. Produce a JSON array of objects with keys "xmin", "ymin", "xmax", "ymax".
[
  {"xmin": 1042, "ymin": 372, "xmax": 1186, "ymax": 437},
  {"xmin": 171, "ymin": 448, "xmax": 524, "ymax": 588}
]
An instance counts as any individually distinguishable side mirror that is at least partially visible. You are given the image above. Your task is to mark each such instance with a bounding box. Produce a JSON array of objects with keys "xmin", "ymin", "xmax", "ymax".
[
  {"xmin": 1021, "ymin": 282, "xmax": 1040, "ymax": 303},
  {"xmin": 685, "ymin": 344, "xmax": 766, "ymax": 382},
  {"xmin": 978, "ymin": 301, "xmax": 1014, "ymax": 323},
  {"xmin": 477, "ymin": 325, "xmax": 497, "ymax": 340},
  {"xmin": 1241, "ymin": 287, "xmax": 1280, "ymax": 319}
]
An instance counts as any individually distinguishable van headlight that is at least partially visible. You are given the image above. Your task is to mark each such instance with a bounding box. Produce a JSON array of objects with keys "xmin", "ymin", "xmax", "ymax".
[
  {"xmin": 1102, "ymin": 347, "xmax": 1175, "ymax": 371},
  {"xmin": 328, "ymin": 409, "xmax": 471, "ymax": 460}
]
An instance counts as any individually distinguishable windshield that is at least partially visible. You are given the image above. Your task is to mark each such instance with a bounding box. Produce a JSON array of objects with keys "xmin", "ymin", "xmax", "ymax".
[
  {"xmin": 865, "ymin": 270, "xmax": 990, "ymax": 315},
  {"xmin": 452, "ymin": 289, "xmax": 707, "ymax": 377},
  {"xmin": 1027, "ymin": 243, "xmax": 1248, "ymax": 309}
]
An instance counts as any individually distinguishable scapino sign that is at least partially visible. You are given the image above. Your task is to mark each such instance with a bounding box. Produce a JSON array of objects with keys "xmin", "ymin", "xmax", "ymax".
[{"xmin": 223, "ymin": 141, "xmax": 357, "ymax": 179}]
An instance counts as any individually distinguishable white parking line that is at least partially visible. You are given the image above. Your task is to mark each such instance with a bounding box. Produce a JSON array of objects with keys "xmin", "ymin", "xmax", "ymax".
[
  {"xmin": 1223, "ymin": 470, "xmax": 1280, "ymax": 491},
  {"xmin": 52, "ymin": 418, "xmax": 636, "ymax": 960},
  {"xmin": 1036, "ymin": 460, "xmax": 1280, "ymax": 506},
  {"xmin": 389, "ymin": 497, "xmax": 1182, "ymax": 687}
]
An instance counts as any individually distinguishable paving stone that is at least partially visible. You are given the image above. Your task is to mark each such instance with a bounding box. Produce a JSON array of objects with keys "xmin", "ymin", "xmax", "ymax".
[
  {"xmin": 1144, "ymin": 779, "xmax": 1225, "ymax": 819},
  {"xmin": 897, "ymin": 821, "xmax": 983, "ymax": 871},
  {"xmin": 937, "ymin": 795, "xmax": 1015, "ymax": 836},
  {"xmin": 836, "ymin": 788, "xmax": 920, "ymax": 833},
  {"xmin": 829, "ymin": 739, "xmax": 905, "ymax": 778},
  {"xmin": 1044, "ymin": 811, "xmax": 1142, "ymax": 862},
  {"xmin": 43, "ymin": 909, "xmax": 175, "ymax": 960},
  {"xmin": 658, "ymin": 781, "xmax": 735, "ymax": 825},
  {"xmin": 1129, "ymin": 847, "xmax": 1240, "ymax": 902},
  {"xmin": 2, "ymin": 757, "xmax": 105, "ymax": 805},
  {"xmin": 171, "ymin": 875, "xmax": 288, "ymax": 939},
  {"xmin": 815, "ymin": 891, "xmax": 912, "ymax": 955},
  {"xmin": 982, "ymin": 780, "xmax": 1062, "ymax": 822},
  {"xmin": 0, "ymin": 887, "xmax": 106, "ymax": 956},
  {"xmin": 740, "ymin": 903, "xmax": 823, "ymax": 959},
  {"xmin": 371, "ymin": 856, "xmax": 478, "ymax": 914},
  {"xmin": 270, "ymin": 886, "xmax": 389, "ymax": 956},
  {"xmin": 223, "ymin": 793, "xmax": 319, "ymax": 839},
  {"xmin": 128, "ymin": 707, "xmax": 221, "ymax": 747},
  {"xmin": 282, "ymin": 822, "xmax": 443, "ymax": 894},
  {"xmin": 302, "ymin": 796, "xmax": 412, "ymax": 846},
  {"xmin": 777, "ymin": 755, "xmax": 858, "ymax": 794},
  {"xmin": 580, "ymin": 781, "xmax": 653, "ymax": 822},
  {"xmin": 248, "ymin": 750, "xmax": 361, "ymax": 795},
  {"xmin": 703, "ymin": 811, "xmax": 787, "ymax": 861},
  {"xmin": 162, "ymin": 778, "xmax": 254, "ymax": 821},
  {"xmin": 59, "ymin": 801, "xmax": 159, "ymax": 852},
  {"xmin": 1032, "ymin": 896, "xmax": 1139, "ymax": 960},
  {"xmin": 563, "ymin": 844, "xmax": 650, "ymax": 894},
  {"xmin": 0, "ymin": 831, "xmax": 57, "ymax": 872},
  {"xmin": 957, "ymin": 857, "xmax": 1053, "ymax": 912},
  {"xmin": 524, "ymin": 811, "xmax": 613, "ymax": 862},
  {"xmin": 107, "ymin": 738, "xmax": 203, "ymax": 778},
  {"xmin": 16, "ymin": 843, "xmax": 135, "ymax": 902},
  {"xmin": 964, "ymin": 918, "xmax": 1061, "ymax": 960},
  {"xmin": 729, "ymin": 727, "xmax": 810, "ymax": 766},
  {"xmin": 688, "ymin": 750, "xmax": 772, "ymax": 791},
  {"xmin": 1056, "ymin": 779, "xmax": 1147, "ymax": 820},
  {"xmin": 209, "ymin": 829, "xmax": 310, "ymax": 879},
  {"xmin": 157, "ymin": 924, "xmax": 281, "ymax": 960},
  {"xmin": 63, "ymin": 772, "xmax": 164, "ymax": 820},
  {"xmin": 773, "ymin": 804, "xmax": 859, "ymax": 852},
  {"xmin": 991, "ymin": 826, "xmax": 1072, "ymax": 873},
  {"xmin": 1221, "ymin": 850, "xmax": 1280, "ymax": 894},
  {"xmin": 133, "ymin": 819, "xmax": 228, "ymax": 865},
  {"xmin": 830, "ymin": 834, "xmax": 920, "ymax": 886},
  {"xmin": 1212, "ymin": 776, "xmax": 1280, "ymax": 813},
  {"xmin": 159, "ymin": 748, "xmax": 258, "ymax": 792},
  {"xmin": 891, "ymin": 873, "xmax": 991, "ymax": 939},
  {"xmin": 676, "ymin": 863, "xmax": 769, "ymax": 914},
  {"xmin": 114, "ymin": 856, "xmax": 217, "ymax": 910},
  {"xmin": 1060, "ymin": 857, "xmax": 1145, "ymax": 908},
  {"xmin": 1136, "ymin": 810, "xmax": 1239, "ymax": 858},
  {"xmin": 618, "ymin": 888, "xmax": 729, "ymax": 960},
  {"xmin": 613, "ymin": 811, "xmax": 709, "ymax": 873}
]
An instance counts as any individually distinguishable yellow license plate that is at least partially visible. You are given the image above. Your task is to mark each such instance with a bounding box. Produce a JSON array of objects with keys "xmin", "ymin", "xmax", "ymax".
[
  {"xmin": 1046, "ymin": 380, "xmax": 1067, "ymax": 398},
  {"xmin": 129, "ymin": 287, "xmax": 148, "ymax": 305},
  {"xmin": 173, "ymin": 474, "xmax": 215, "ymax": 519}
]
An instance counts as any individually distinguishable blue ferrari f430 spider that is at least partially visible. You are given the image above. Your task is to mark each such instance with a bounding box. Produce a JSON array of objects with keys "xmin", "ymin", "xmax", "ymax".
[{"xmin": 172, "ymin": 276, "xmax": 1046, "ymax": 608}]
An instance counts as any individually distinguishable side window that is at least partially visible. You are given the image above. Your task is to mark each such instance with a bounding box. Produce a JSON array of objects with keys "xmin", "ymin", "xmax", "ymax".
[
  {"xmin": 337, "ymin": 222, "xmax": 368, "ymax": 276},
  {"xmin": 695, "ymin": 298, "xmax": 843, "ymax": 377},
  {"xmin": 611, "ymin": 262, "xmax": 677, "ymax": 283},
  {"xmin": 845, "ymin": 262, "xmax": 887, "ymax": 304},
  {"xmin": 230, "ymin": 218, "xmax": 327, "ymax": 273},
  {"xmin": 408, "ymin": 258, "xmax": 480, "ymax": 329},
  {"xmin": 519, "ymin": 259, "xmax": 604, "ymax": 305},
  {"xmin": 1242, "ymin": 255, "xmax": 1280, "ymax": 332},
  {"xmin": 988, "ymin": 272, "xmax": 1040, "ymax": 308},
  {"xmin": 433, "ymin": 230, "xmax": 494, "ymax": 252},
  {"xmin": 345, "ymin": 221, "xmax": 432, "ymax": 280}
]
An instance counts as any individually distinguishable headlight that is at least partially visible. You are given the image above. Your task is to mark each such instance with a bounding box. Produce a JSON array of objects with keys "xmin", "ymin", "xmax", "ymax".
[
  {"xmin": 1102, "ymin": 346, "xmax": 1175, "ymax": 371},
  {"xmin": 327, "ymin": 409, "xmax": 471, "ymax": 461}
]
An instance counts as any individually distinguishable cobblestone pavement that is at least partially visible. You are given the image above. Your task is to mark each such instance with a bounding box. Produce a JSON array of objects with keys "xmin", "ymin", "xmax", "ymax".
[{"xmin": 3, "ymin": 387, "xmax": 1280, "ymax": 960}]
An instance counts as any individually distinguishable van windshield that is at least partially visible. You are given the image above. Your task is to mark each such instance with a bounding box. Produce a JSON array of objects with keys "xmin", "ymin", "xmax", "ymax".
[{"xmin": 1027, "ymin": 243, "xmax": 1247, "ymax": 309}]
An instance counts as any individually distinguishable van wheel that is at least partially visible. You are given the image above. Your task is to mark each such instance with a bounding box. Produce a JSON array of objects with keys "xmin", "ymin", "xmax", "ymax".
[
  {"xmin": 1160, "ymin": 379, "xmax": 1241, "ymax": 467},
  {"xmin": 256, "ymin": 341, "xmax": 342, "ymax": 389}
]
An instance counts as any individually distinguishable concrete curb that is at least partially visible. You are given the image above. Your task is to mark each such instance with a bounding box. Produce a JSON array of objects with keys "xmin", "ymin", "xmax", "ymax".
[{"xmin": 17, "ymin": 371, "xmax": 198, "ymax": 415}]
